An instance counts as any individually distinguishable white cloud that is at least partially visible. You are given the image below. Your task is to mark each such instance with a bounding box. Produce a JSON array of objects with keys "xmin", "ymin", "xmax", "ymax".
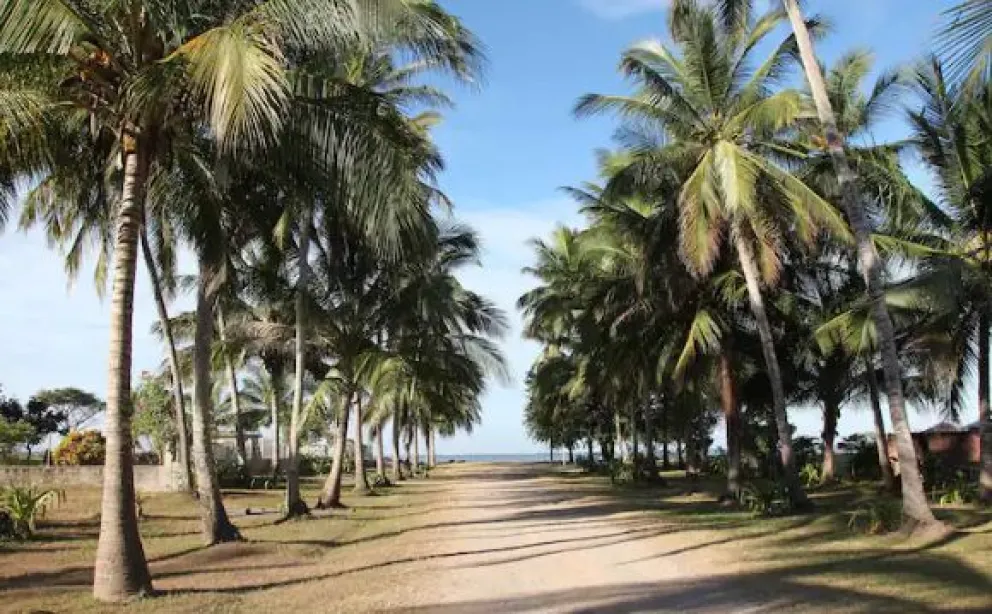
[{"xmin": 578, "ymin": 0, "xmax": 668, "ymax": 20}]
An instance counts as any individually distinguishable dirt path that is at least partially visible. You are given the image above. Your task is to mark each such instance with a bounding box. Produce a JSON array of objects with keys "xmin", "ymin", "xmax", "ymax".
[
  {"xmin": 374, "ymin": 463, "xmax": 755, "ymax": 613},
  {"xmin": 7, "ymin": 463, "xmax": 988, "ymax": 613}
]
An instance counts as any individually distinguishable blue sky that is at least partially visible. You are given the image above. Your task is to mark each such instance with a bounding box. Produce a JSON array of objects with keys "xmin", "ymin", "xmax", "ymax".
[{"xmin": 0, "ymin": 0, "xmax": 964, "ymax": 454}]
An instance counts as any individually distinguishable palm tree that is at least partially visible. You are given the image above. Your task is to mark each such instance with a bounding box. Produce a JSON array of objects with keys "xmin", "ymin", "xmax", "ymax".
[
  {"xmin": 1, "ymin": 0, "xmax": 488, "ymax": 598},
  {"xmin": 577, "ymin": 1, "xmax": 850, "ymax": 508},
  {"xmin": 938, "ymin": 0, "xmax": 992, "ymax": 84},
  {"xmin": 907, "ymin": 59, "xmax": 992, "ymax": 503},
  {"xmin": 764, "ymin": 0, "xmax": 941, "ymax": 527}
]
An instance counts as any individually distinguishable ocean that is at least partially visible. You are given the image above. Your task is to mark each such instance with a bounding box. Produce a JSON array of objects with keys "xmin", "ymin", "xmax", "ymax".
[{"xmin": 434, "ymin": 453, "xmax": 558, "ymax": 463}]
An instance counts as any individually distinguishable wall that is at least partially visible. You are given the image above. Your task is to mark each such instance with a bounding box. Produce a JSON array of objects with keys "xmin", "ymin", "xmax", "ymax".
[{"xmin": 0, "ymin": 463, "xmax": 183, "ymax": 492}]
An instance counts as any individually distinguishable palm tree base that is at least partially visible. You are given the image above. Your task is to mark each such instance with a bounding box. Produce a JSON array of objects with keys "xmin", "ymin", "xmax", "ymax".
[
  {"xmin": 207, "ymin": 522, "xmax": 243, "ymax": 544},
  {"xmin": 314, "ymin": 497, "xmax": 346, "ymax": 510}
]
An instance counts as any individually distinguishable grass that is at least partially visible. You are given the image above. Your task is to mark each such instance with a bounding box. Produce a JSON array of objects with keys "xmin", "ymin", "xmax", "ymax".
[{"xmin": 1, "ymin": 466, "xmax": 990, "ymax": 613}]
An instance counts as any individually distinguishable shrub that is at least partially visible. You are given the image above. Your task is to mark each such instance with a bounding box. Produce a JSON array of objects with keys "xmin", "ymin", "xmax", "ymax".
[
  {"xmin": 216, "ymin": 458, "xmax": 248, "ymax": 488},
  {"xmin": 800, "ymin": 463, "xmax": 822, "ymax": 488},
  {"xmin": 792, "ymin": 436, "xmax": 822, "ymax": 471},
  {"xmin": 740, "ymin": 480, "xmax": 792, "ymax": 517},
  {"xmin": 298, "ymin": 455, "xmax": 332, "ymax": 477},
  {"xmin": 848, "ymin": 500, "xmax": 901, "ymax": 535},
  {"xmin": 840, "ymin": 434, "xmax": 881, "ymax": 481},
  {"xmin": 53, "ymin": 430, "xmax": 105, "ymax": 465},
  {"xmin": 706, "ymin": 451, "xmax": 728, "ymax": 477},
  {"xmin": 0, "ymin": 486, "xmax": 66, "ymax": 539}
]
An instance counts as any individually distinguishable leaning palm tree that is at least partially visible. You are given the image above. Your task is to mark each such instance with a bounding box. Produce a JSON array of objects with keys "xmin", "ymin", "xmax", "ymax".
[
  {"xmin": 768, "ymin": 0, "xmax": 940, "ymax": 527},
  {"xmin": 577, "ymin": 1, "xmax": 850, "ymax": 508}
]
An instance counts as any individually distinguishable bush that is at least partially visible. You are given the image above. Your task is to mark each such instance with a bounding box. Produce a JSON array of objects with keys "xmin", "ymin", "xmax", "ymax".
[
  {"xmin": 0, "ymin": 486, "xmax": 66, "ymax": 539},
  {"xmin": 848, "ymin": 500, "xmax": 901, "ymax": 535},
  {"xmin": 792, "ymin": 436, "xmax": 822, "ymax": 471},
  {"xmin": 53, "ymin": 430, "xmax": 105, "ymax": 465},
  {"xmin": 298, "ymin": 455, "xmax": 332, "ymax": 477},
  {"xmin": 800, "ymin": 463, "xmax": 822, "ymax": 488},
  {"xmin": 840, "ymin": 434, "xmax": 881, "ymax": 481},
  {"xmin": 740, "ymin": 480, "xmax": 792, "ymax": 517},
  {"xmin": 216, "ymin": 458, "xmax": 248, "ymax": 488},
  {"xmin": 706, "ymin": 451, "xmax": 728, "ymax": 477}
]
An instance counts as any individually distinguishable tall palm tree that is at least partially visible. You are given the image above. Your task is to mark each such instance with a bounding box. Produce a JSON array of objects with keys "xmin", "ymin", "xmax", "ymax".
[
  {"xmin": 0, "ymin": 0, "xmax": 487, "ymax": 598},
  {"xmin": 907, "ymin": 59, "xmax": 992, "ymax": 503},
  {"xmin": 769, "ymin": 0, "xmax": 940, "ymax": 527},
  {"xmin": 577, "ymin": 1, "xmax": 850, "ymax": 508}
]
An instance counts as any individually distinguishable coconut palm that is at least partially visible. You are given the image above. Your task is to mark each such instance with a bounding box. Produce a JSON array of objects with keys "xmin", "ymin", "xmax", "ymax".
[
  {"xmin": 762, "ymin": 0, "xmax": 941, "ymax": 527},
  {"xmin": 905, "ymin": 59, "xmax": 992, "ymax": 502},
  {"xmin": 0, "ymin": 0, "xmax": 489, "ymax": 597},
  {"xmin": 577, "ymin": 1, "xmax": 852, "ymax": 507}
]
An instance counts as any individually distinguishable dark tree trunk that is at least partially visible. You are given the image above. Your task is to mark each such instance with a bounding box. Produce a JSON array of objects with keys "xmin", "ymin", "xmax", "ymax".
[
  {"xmin": 676, "ymin": 439, "xmax": 684, "ymax": 469},
  {"xmin": 353, "ymin": 396, "xmax": 370, "ymax": 494},
  {"xmin": 391, "ymin": 410, "xmax": 403, "ymax": 482},
  {"xmin": 865, "ymin": 359, "xmax": 896, "ymax": 489},
  {"xmin": 822, "ymin": 401, "xmax": 839, "ymax": 483},
  {"xmin": 587, "ymin": 437, "xmax": 594, "ymax": 464},
  {"xmin": 661, "ymin": 405, "xmax": 670, "ymax": 469},
  {"xmin": 736, "ymin": 233, "xmax": 810, "ymax": 510},
  {"xmin": 719, "ymin": 352, "xmax": 742, "ymax": 499},
  {"xmin": 374, "ymin": 425, "xmax": 386, "ymax": 478}
]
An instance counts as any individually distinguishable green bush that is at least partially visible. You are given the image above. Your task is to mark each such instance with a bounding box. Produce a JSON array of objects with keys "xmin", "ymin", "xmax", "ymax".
[
  {"xmin": 215, "ymin": 458, "xmax": 248, "ymax": 487},
  {"xmin": 0, "ymin": 486, "xmax": 66, "ymax": 539},
  {"xmin": 53, "ymin": 430, "xmax": 105, "ymax": 465},
  {"xmin": 848, "ymin": 500, "xmax": 901, "ymax": 535},
  {"xmin": 840, "ymin": 434, "xmax": 882, "ymax": 481},
  {"xmin": 800, "ymin": 463, "xmax": 822, "ymax": 488},
  {"xmin": 740, "ymin": 480, "xmax": 792, "ymax": 517},
  {"xmin": 706, "ymin": 451, "xmax": 728, "ymax": 477},
  {"xmin": 298, "ymin": 455, "xmax": 332, "ymax": 477}
]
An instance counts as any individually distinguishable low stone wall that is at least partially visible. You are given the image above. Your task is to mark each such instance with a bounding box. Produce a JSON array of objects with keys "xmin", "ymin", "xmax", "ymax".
[{"xmin": 0, "ymin": 464, "xmax": 182, "ymax": 492}]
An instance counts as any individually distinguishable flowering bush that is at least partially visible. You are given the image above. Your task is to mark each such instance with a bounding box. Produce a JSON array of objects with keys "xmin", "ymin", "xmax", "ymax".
[{"xmin": 53, "ymin": 430, "xmax": 106, "ymax": 465}]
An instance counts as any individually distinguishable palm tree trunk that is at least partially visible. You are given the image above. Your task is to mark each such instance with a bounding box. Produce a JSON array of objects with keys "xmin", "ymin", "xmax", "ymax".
[
  {"xmin": 587, "ymin": 437, "xmax": 594, "ymax": 464},
  {"xmin": 404, "ymin": 424, "xmax": 413, "ymax": 472},
  {"xmin": 782, "ymin": 0, "xmax": 936, "ymax": 527},
  {"xmin": 630, "ymin": 406, "xmax": 639, "ymax": 462},
  {"xmin": 139, "ymin": 226, "xmax": 192, "ymax": 493},
  {"xmin": 412, "ymin": 423, "xmax": 421, "ymax": 473},
  {"xmin": 191, "ymin": 255, "xmax": 241, "ymax": 544},
  {"xmin": 978, "ymin": 315, "xmax": 992, "ymax": 503},
  {"xmin": 735, "ymin": 234, "xmax": 811, "ymax": 510},
  {"xmin": 353, "ymin": 395, "xmax": 371, "ymax": 494},
  {"xmin": 374, "ymin": 424, "xmax": 386, "ymax": 478},
  {"xmin": 615, "ymin": 411, "xmax": 628, "ymax": 463},
  {"xmin": 428, "ymin": 428, "xmax": 437, "ymax": 468},
  {"xmin": 285, "ymin": 212, "xmax": 312, "ymax": 518},
  {"xmin": 216, "ymin": 308, "xmax": 247, "ymax": 466},
  {"xmin": 719, "ymin": 351, "xmax": 742, "ymax": 499},
  {"xmin": 93, "ymin": 144, "xmax": 152, "ymax": 602},
  {"xmin": 677, "ymin": 439, "xmax": 684, "ymax": 469},
  {"xmin": 267, "ymin": 363, "xmax": 282, "ymax": 477},
  {"xmin": 391, "ymin": 409, "xmax": 403, "ymax": 482},
  {"xmin": 644, "ymin": 401, "xmax": 656, "ymax": 479},
  {"xmin": 822, "ymin": 400, "xmax": 839, "ymax": 483},
  {"xmin": 318, "ymin": 398, "xmax": 351, "ymax": 508},
  {"xmin": 865, "ymin": 358, "xmax": 896, "ymax": 490}
]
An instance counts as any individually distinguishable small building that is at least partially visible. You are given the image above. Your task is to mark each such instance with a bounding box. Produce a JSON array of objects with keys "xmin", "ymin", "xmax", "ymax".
[{"xmin": 887, "ymin": 421, "xmax": 981, "ymax": 469}]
